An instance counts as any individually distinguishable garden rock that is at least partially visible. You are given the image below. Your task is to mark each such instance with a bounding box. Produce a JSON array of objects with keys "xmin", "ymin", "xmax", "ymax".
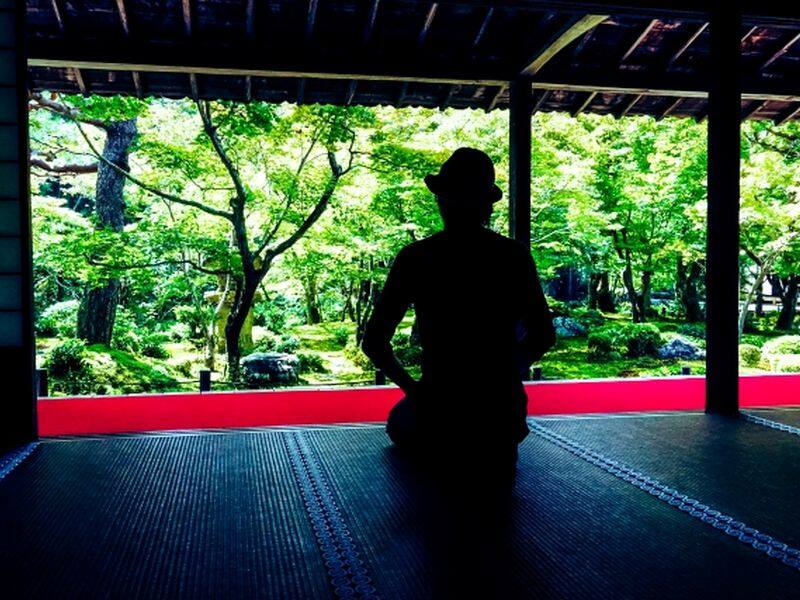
[
  {"xmin": 241, "ymin": 352, "xmax": 299, "ymax": 386},
  {"xmin": 553, "ymin": 317, "xmax": 587, "ymax": 338},
  {"xmin": 657, "ymin": 337, "xmax": 705, "ymax": 360}
]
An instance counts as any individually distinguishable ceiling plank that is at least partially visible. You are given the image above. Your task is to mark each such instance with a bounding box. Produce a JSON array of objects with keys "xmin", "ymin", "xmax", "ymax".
[
  {"xmin": 49, "ymin": 0, "xmax": 65, "ymax": 33},
  {"xmin": 521, "ymin": 14, "xmax": 608, "ymax": 76},
  {"xmin": 618, "ymin": 19, "xmax": 657, "ymax": 65}
]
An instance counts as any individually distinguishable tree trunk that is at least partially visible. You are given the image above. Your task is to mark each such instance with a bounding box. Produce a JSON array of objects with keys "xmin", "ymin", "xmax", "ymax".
[
  {"xmin": 776, "ymin": 274, "xmax": 799, "ymax": 330},
  {"xmin": 225, "ymin": 277, "xmax": 259, "ymax": 381},
  {"xmin": 588, "ymin": 272, "xmax": 616, "ymax": 312},
  {"xmin": 77, "ymin": 119, "xmax": 138, "ymax": 345},
  {"xmin": 621, "ymin": 255, "xmax": 646, "ymax": 323},
  {"xmin": 739, "ymin": 263, "xmax": 770, "ymax": 339},
  {"xmin": 303, "ymin": 275, "xmax": 322, "ymax": 324},
  {"xmin": 676, "ymin": 258, "xmax": 703, "ymax": 322}
]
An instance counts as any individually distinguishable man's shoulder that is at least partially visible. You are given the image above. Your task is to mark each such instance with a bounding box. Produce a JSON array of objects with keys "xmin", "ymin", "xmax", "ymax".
[
  {"xmin": 398, "ymin": 233, "xmax": 445, "ymax": 258},
  {"xmin": 481, "ymin": 229, "xmax": 530, "ymax": 257}
]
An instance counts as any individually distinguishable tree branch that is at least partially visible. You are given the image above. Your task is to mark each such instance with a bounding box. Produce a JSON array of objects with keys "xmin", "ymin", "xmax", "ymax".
[
  {"xmin": 29, "ymin": 92, "xmax": 108, "ymax": 129},
  {"xmin": 30, "ymin": 156, "xmax": 98, "ymax": 175}
]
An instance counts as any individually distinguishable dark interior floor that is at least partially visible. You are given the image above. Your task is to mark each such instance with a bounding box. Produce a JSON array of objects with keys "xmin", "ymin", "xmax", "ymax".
[{"xmin": 2, "ymin": 411, "xmax": 800, "ymax": 599}]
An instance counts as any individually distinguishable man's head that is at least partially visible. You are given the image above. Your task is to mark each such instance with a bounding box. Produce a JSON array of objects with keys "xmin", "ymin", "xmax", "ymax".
[{"xmin": 425, "ymin": 148, "xmax": 502, "ymax": 229}]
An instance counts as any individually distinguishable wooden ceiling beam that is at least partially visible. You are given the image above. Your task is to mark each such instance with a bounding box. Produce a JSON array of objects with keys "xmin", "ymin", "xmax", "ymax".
[
  {"xmin": 245, "ymin": 75, "xmax": 252, "ymax": 101},
  {"xmin": 306, "ymin": 0, "xmax": 319, "ymax": 41},
  {"xmin": 363, "ymin": 0, "xmax": 381, "ymax": 44},
  {"xmin": 182, "ymin": 0, "xmax": 192, "ymax": 37},
  {"xmin": 346, "ymin": 80, "xmax": 358, "ymax": 105},
  {"xmin": 115, "ymin": 0, "xmax": 130, "ymax": 36},
  {"xmin": 297, "ymin": 78, "xmax": 306, "ymax": 103},
  {"xmin": 741, "ymin": 99, "xmax": 766, "ymax": 120},
  {"xmin": 618, "ymin": 19, "xmax": 657, "ymax": 66},
  {"xmin": 571, "ymin": 91, "xmax": 596, "ymax": 116},
  {"xmin": 615, "ymin": 93, "xmax": 642, "ymax": 117},
  {"xmin": 73, "ymin": 68, "xmax": 87, "ymax": 95},
  {"xmin": 418, "ymin": 3, "xmax": 439, "ymax": 46},
  {"xmin": 246, "ymin": 0, "xmax": 255, "ymax": 40},
  {"xmin": 132, "ymin": 71, "xmax": 143, "ymax": 98},
  {"xmin": 667, "ymin": 22, "xmax": 708, "ymax": 69},
  {"xmin": 521, "ymin": 14, "xmax": 608, "ymax": 76},
  {"xmin": 657, "ymin": 97, "xmax": 682, "ymax": 119},
  {"xmin": 531, "ymin": 89, "xmax": 550, "ymax": 114},
  {"xmin": 49, "ymin": 0, "xmax": 65, "ymax": 33},
  {"xmin": 473, "ymin": 7, "xmax": 494, "ymax": 48},
  {"xmin": 190, "ymin": 73, "xmax": 199, "ymax": 100},
  {"xmin": 760, "ymin": 31, "xmax": 800, "ymax": 72},
  {"xmin": 775, "ymin": 103, "xmax": 800, "ymax": 126}
]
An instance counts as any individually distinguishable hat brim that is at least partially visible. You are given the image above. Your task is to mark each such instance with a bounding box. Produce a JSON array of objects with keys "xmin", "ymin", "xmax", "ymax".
[{"xmin": 424, "ymin": 174, "xmax": 503, "ymax": 204}]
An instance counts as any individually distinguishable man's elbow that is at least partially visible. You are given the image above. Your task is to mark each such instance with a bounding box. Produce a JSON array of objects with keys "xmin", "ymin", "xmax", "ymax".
[{"xmin": 361, "ymin": 336, "xmax": 387, "ymax": 365}]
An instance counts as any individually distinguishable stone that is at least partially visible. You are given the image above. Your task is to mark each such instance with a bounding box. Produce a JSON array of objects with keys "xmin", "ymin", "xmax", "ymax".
[
  {"xmin": 553, "ymin": 316, "xmax": 588, "ymax": 338},
  {"xmin": 657, "ymin": 337, "xmax": 705, "ymax": 361},
  {"xmin": 241, "ymin": 352, "xmax": 299, "ymax": 387}
]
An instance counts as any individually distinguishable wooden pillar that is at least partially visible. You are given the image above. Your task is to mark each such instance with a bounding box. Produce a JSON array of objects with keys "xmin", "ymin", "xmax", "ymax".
[
  {"xmin": 0, "ymin": 2, "xmax": 37, "ymax": 448},
  {"xmin": 509, "ymin": 80, "xmax": 532, "ymax": 248},
  {"xmin": 705, "ymin": 3, "xmax": 741, "ymax": 416}
]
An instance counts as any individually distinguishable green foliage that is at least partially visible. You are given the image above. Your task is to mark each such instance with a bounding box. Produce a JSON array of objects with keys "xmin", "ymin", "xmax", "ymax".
[
  {"xmin": 297, "ymin": 352, "xmax": 326, "ymax": 373},
  {"xmin": 253, "ymin": 332, "xmax": 301, "ymax": 354},
  {"xmin": 46, "ymin": 338, "xmax": 97, "ymax": 395},
  {"xmin": 276, "ymin": 335, "xmax": 301, "ymax": 354},
  {"xmin": 570, "ymin": 307, "xmax": 606, "ymax": 329},
  {"xmin": 140, "ymin": 332, "xmax": 170, "ymax": 359},
  {"xmin": 739, "ymin": 344, "xmax": 762, "ymax": 368},
  {"xmin": 37, "ymin": 300, "xmax": 79, "ymax": 338},
  {"xmin": 677, "ymin": 322, "xmax": 706, "ymax": 340},
  {"xmin": 587, "ymin": 323, "xmax": 663, "ymax": 360},
  {"xmin": 331, "ymin": 325, "xmax": 351, "ymax": 348},
  {"xmin": 391, "ymin": 332, "xmax": 423, "ymax": 368},
  {"xmin": 762, "ymin": 335, "xmax": 800, "ymax": 355}
]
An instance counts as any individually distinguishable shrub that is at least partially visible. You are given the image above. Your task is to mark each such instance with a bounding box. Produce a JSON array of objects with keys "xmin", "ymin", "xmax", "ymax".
[
  {"xmin": 762, "ymin": 335, "xmax": 800, "ymax": 356},
  {"xmin": 140, "ymin": 332, "xmax": 170, "ymax": 359},
  {"xmin": 774, "ymin": 355, "xmax": 800, "ymax": 373},
  {"xmin": 167, "ymin": 322, "xmax": 192, "ymax": 342},
  {"xmin": 331, "ymin": 325, "xmax": 351, "ymax": 347},
  {"xmin": 625, "ymin": 324, "xmax": 663, "ymax": 358},
  {"xmin": 275, "ymin": 335, "xmax": 300, "ymax": 354},
  {"xmin": 739, "ymin": 344, "xmax": 761, "ymax": 368},
  {"xmin": 111, "ymin": 308, "xmax": 141, "ymax": 353},
  {"xmin": 297, "ymin": 352, "xmax": 326, "ymax": 373},
  {"xmin": 587, "ymin": 326, "xmax": 623, "ymax": 360},
  {"xmin": 344, "ymin": 337, "xmax": 373, "ymax": 370},
  {"xmin": 570, "ymin": 307, "xmax": 606, "ymax": 329},
  {"xmin": 37, "ymin": 300, "xmax": 80, "ymax": 338},
  {"xmin": 545, "ymin": 297, "xmax": 569, "ymax": 317},
  {"xmin": 677, "ymin": 322, "xmax": 706, "ymax": 340},
  {"xmin": 46, "ymin": 338, "xmax": 96, "ymax": 395},
  {"xmin": 253, "ymin": 331, "xmax": 279, "ymax": 353}
]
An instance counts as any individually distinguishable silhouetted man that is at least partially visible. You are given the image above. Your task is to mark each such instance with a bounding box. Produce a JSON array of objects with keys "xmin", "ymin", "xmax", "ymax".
[{"xmin": 362, "ymin": 147, "xmax": 555, "ymax": 476}]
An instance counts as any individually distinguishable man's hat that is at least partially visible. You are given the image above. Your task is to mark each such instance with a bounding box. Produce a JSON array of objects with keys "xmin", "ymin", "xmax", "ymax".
[{"xmin": 424, "ymin": 147, "xmax": 503, "ymax": 204}]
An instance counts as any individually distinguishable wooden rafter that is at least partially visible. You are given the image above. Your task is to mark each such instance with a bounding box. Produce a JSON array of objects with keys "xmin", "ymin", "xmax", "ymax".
[
  {"xmin": 49, "ymin": 0, "xmax": 65, "ymax": 32},
  {"xmin": 115, "ymin": 0, "xmax": 130, "ymax": 36},
  {"xmin": 182, "ymin": 0, "xmax": 192, "ymax": 36},
  {"xmin": 132, "ymin": 71, "xmax": 143, "ymax": 98},
  {"xmin": 522, "ymin": 14, "xmax": 608, "ymax": 76},
  {"xmin": 189, "ymin": 73, "xmax": 199, "ymax": 100},
  {"xmin": 363, "ymin": 0, "xmax": 380, "ymax": 44},
  {"xmin": 306, "ymin": 0, "xmax": 319, "ymax": 41},
  {"xmin": 73, "ymin": 68, "xmax": 87, "ymax": 95},
  {"xmin": 572, "ymin": 91, "xmax": 597, "ymax": 116},
  {"xmin": 615, "ymin": 93, "xmax": 643, "ymax": 118},
  {"xmin": 741, "ymin": 25, "xmax": 758, "ymax": 45},
  {"xmin": 346, "ymin": 80, "xmax": 358, "ymax": 105},
  {"xmin": 531, "ymin": 89, "xmax": 550, "ymax": 114},
  {"xmin": 761, "ymin": 31, "xmax": 800, "ymax": 71},
  {"xmin": 397, "ymin": 82, "xmax": 409, "ymax": 106},
  {"xmin": 473, "ymin": 7, "xmax": 494, "ymax": 48},
  {"xmin": 667, "ymin": 22, "xmax": 708, "ymax": 69},
  {"xmin": 246, "ymin": 0, "xmax": 255, "ymax": 39},
  {"xmin": 297, "ymin": 78, "xmax": 306, "ymax": 104},
  {"xmin": 741, "ymin": 99, "xmax": 766, "ymax": 120},
  {"xmin": 658, "ymin": 97, "xmax": 682, "ymax": 119},
  {"xmin": 487, "ymin": 84, "xmax": 506, "ymax": 111},
  {"xmin": 775, "ymin": 103, "xmax": 800, "ymax": 126},
  {"xmin": 440, "ymin": 84, "xmax": 458, "ymax": 110},
  {"xmin": 419, "ymin": 4, "xmax": 438, "ymax": 46},
  {"xmin": 618, "ymin": 19, "xmax": 657, "ymax": 65},
  {"xmin": 245, "ymin": 76, "xmax": 252, "ymax": 102}
]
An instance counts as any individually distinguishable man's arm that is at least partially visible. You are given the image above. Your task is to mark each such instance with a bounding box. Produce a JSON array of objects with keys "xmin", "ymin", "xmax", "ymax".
[
  {"xmin": 361, "ymin": 249, "xmax": 418, "ymax": 395},
  {"xmin": 518, "ymin": 252, "xmax": 556, "ymax": 367}
]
